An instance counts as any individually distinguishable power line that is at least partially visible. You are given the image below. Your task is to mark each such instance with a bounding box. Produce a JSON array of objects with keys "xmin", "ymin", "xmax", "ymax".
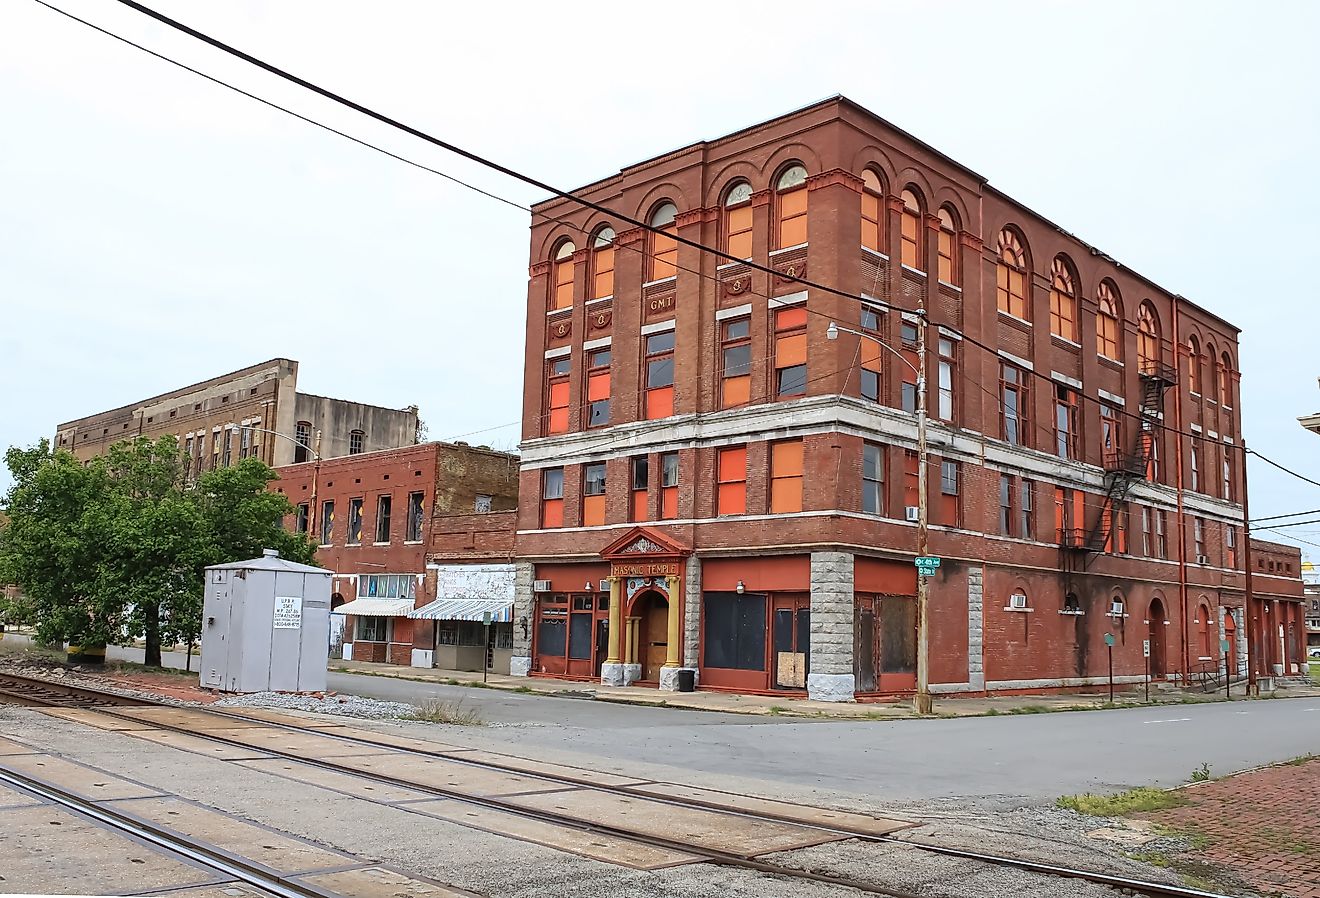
[
  {"xmin": 1246, "ymin": 517, "xmax": 1320, "ymax": 531},
  {"xmin": 1246, "ymin": 448, "xmax": 1320, "ymax": 490},
  {"xmin": 1249, "ymin": 508, "xmax": 1320, "ymax": 525}
]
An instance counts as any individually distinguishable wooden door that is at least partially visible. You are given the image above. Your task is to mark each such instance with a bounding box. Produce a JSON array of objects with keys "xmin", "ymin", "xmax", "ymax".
[
  {"xmin": 1148, "ymin": 598, "xmax": 1167, "ymax": 677},
  {"xmin": 642, "ymin": 596, "xmax": 668, "ymax": 682}
]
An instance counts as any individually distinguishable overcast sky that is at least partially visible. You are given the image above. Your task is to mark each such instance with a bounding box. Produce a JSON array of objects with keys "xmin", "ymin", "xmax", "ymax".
[{"xmin": 3, "ymin": 1, "xmax": 1318, "ymax": 556}]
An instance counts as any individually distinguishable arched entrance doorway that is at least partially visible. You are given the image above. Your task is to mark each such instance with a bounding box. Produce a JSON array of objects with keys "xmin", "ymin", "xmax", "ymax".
[
  {"xmin": 1224, "ymin": 612, "xmax": 1237, "ymax": 677},
  {"xmin": 1148, "ymin": 597, "xmax": 1167, "ymax": 678},
  {"xmin": 633, "ymin": 590, "xmax": 669, "ymax": 683}
]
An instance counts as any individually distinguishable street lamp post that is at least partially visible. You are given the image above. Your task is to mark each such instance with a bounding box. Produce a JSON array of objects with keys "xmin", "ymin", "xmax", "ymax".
[
  {"xmin": 828, "ymin": 312, "xmax": 932, "ymax": 715},
  {"xmin": 243, "ymin": 426, "xmax": 322, "ymax": 535}
]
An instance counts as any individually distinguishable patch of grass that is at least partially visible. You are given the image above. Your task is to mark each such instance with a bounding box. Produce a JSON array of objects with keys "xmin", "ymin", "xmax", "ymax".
[
  {"xmin": 1125, "ymin": 850, "xmax": 1172, "ymax": 868},
  {"xmin": 766, "ymin": 704, "xmax": 788, "ymax": 716},
  {"xmin": 1309, "ymin": 661, "xmax": 1319, "ymax": 685},
  {"xmin": 408, "ymin": 699, "xmax": 483, "ymax": 726},
  {"xmin": 1189, "ymin": 762, "xmax": 1212, "ymax": 782},
  {"xmin": 1006, "ymin": 704, "xmax": 1050, "ymax": 715},
  {"xmin": 983, "ymin": 708, "xmax": 1000, "ymax": 716},
  {"xmin": 103, "ymin": 659, "xmax": 196, "ymax": 679},
  {"xmin": 1056, "ymin": 786, "xmax": 1187, "ymax": 816},
  {"xmin": 459, "ymin": 680, "xmax": 493, "ymax": 689},
  {"xmin": 1282, "ymin": 753, "xmax": 1319, "ymax": 767},
  {"xmin": 512, "ymin": 685, "xmax": 533, "ymax": 694}
]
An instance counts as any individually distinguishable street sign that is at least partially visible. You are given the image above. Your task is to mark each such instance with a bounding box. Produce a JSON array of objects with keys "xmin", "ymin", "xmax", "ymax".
[
  {"xmin": 1104, "ymin": 633, "xmax": 1116, "ymax": 647},
  {"xmin": 1143, "ymin": 639, "xmax": 1151, "ymax": 658},
  {"xmin": 482, "ymin": 611, "xmax": 493, "ymax": 626},
  {"xmin": 1220, "ymin": 638, "xmax": 1230, "ymax": 654},
  {"xmin": 914, "ymin": 556, "xmax": 941, "ymax": 577}
]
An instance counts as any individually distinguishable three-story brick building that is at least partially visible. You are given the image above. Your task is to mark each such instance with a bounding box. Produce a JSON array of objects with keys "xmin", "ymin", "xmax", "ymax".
[{"xmin": 510, "ymin": 96, "xmax": 1303, "ymax": 699}]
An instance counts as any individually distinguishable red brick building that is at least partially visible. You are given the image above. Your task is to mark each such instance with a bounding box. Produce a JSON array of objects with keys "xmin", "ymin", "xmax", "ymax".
[
  {"xmin": 274, "ymin": 441, "xmax": 518, "ymax": 666},
  {"xmin": 509, "ymin": 96, "xmax": 1306, "ymax": 699}
]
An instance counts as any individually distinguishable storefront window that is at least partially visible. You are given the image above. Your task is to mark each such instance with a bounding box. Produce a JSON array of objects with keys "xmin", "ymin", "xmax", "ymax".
[{"xmin": 703, "ymin": 592, "xmax": 766, "ymax": 670}]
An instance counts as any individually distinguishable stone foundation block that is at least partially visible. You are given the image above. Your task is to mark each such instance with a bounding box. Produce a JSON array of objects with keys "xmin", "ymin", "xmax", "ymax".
[
  {"xmin": 509, "ymin": 655, "xmax": 532, "ymax": 677},
  {"xmin": 601, "ymin": 662, "xmax": 625, "ymax": 687},
  {"xmin": 658, "ymin": 666, "xmax": 698, "ymax": 691},
  {"xmin": 807, "ymin": 672, "xmax": 855, "ymax": 702},
  {"xmin": 622, "ymin": 663, "xmax": 642, "ymax": 686}
]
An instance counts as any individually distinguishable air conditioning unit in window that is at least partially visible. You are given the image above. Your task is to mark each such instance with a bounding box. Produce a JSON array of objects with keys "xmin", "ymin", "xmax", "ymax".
[
  {"xmin": 1110, "ymin": 600, "xmax": 1125, "ymax": 616},
  {"xmin": 1196, "ymin": 554, "xmax": 1209, "ymax": 565},
  {"xmin": 598, "ymin": 580, "xmax": 611, "ymax": 593},
  {"xmin": 533, "ymin": 579, "xmax": 552, "ymax": 593},
  {"xmin": 1009, "ymin": 593, "xmax": 1028, "ymax": 610},
  {"xmin": 905, "ymin": 506, "xmax": 920, "ymax": 522}
]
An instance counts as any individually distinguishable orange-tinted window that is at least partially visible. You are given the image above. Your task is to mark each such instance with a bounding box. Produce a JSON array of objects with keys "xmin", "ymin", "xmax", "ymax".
[
  {"xmin": 546, "ymin": 357, "xmax": 570, "ymax": 435},
  {"xmin": 936, "ymin": 460, "xmax": 959, "ymax": 527},
  {"xmin": 630, "ymin": 456, "xmax": 648, "ymax": 523},
  {"xmin": 1219, "ymin": 352, "xmax": 1233, "ymax": 406},
  {"xmin": 644, "ymin": 331, "xmax": 675, "ymax": 419},
  {"xmin": 996, "ymin": 229, "xmax": 1028, "ymax": 319},
  {"xmin": 1049, "ymin": 256, "xmax": 1077, "ymax": 342},
  {"xmin": 774, "ymin": 306, "xmax": 808, "ymax": 398},
  {"xmin": 716, "ymin": 446, "xmax": 747, "ymax": 515},
  {"xmin": 586, "ymin": 349, "xmax": 610, "ymax": 428},
  {"xmin": 770, "ymin": 440, "xmax": 804, "ymax": 513},
  {"xmin": 903, "ymin": 449, "xmax": 919, "ymax": 510},
  {"xmin": 591, "ymin": 228, "xmax": 615, "ymax": 299},
  {"xmin": 1096, "ymin": 281, "xmax": 1121, "ymax": 360},
  {"xmin": 1137, "ymin": 302, "xmax": 1160, "ymax": 372},
  {"xmin": 775, "ymin": 165, "xmax": 808, "ymax": 249},
  {"xmin": 860, "ymin": 170, "xmax": 883, "ymax": 252},
  {"xmin": 936, "ymin": 207, "xmax": 957, "ymax": 284},
  {"xmin": 541, "ymin": 468, "xmax": 564, "ymax": 528},
  {"xmin": 724, "ymin": 182, "xmax": 753, "ymax": 259},
  {"xmin": 582, "ymin": 462, "xmax": 606, "ymax": 527},
  {"xmin": 900, "ymin": 189, "xmax": 922, "ymax": 269},
  {"xmin": 859, "ymin": 305, "xmax": 883, "ymax": 402},
  {"xmin": 648, "ymin": 203, "xmax": 678, "ymax": 281},
  {"xmin": 721, "ymin": 317, "xmax": 752, "ymax": 408},
  {"xmin": 660, "ymin": 451, "xmax": 679, "ymax": 520},
  {"xmin": 1187, "ymin": 335, "xmax": 1202, "ymax": 394},
  {"xmin": 552, "ymin": 241, "xmax": 575, "ymax": 309}
]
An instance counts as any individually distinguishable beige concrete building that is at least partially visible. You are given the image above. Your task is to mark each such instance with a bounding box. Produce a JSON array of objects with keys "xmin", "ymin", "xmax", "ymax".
[{"xmin": 54, "ymin": 358, "xmax": 419, "ymax": 474}]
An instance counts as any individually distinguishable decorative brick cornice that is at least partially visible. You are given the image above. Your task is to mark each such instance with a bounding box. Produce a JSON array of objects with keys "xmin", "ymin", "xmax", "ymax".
[
  {"xmin": 675, "ymin": 208, "xmax": 708, "ymax": 229},
  {"xmin": 751, "ymin": 189, "xmax": 773, "ymax": 208},
  {"xmin": 958, "ymin": 232, "xmax": 983, "ymax": 252},
  {"xmin": 924, "ymin": 213, "xmax": 943, "ymax": 231},
  {"xmin": 885, "ymin": 195, "xmax": 907, "ymax": 214},
  {"xmin": 615, "ymin": 227, "xmax": 645, "ymax": 246},
  {"xmin": 530, "ymin": 260, "xmax": 552, "ymax": 277},
  {"xmin": 806, "ymin": 168, "xmax": 863, "ymax": 192}
]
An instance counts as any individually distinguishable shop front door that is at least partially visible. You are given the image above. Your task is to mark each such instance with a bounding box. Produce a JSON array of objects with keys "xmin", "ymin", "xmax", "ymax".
[
  {"xmin": 639, "ymin": 592, "xmax": 669, "ymax": 682},
  {"xmin": 855, "ymin": 594, "xmax": 916, "ymax": 693},
  {"xmin": 772, "ymin": 596, "xmax": 810, "ymax": 689}
]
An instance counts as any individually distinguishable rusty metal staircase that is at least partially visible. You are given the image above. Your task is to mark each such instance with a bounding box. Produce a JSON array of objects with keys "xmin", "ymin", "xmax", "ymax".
[{"xmin": 1060, "ymin": 360, "xmax": 1177, "ymax": 573}]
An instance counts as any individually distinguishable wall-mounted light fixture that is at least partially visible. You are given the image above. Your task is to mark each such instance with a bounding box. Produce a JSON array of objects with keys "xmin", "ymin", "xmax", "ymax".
[
  {"xmin": 585, "ymin": 580, "xmax": 594, "ymax": 593},
  {"xmin": 736, "ymin": 580, "xmax": 745, "ymax": 595}
]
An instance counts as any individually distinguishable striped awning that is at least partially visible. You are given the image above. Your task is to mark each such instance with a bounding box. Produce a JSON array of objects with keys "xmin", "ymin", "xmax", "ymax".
[
  {"xmin": 333, "ymin": 598, "xmax": 414, "ymax": 617},
  {"xmin": 409, "ymin": 597, "xmax": 513, "ymax": 623}
]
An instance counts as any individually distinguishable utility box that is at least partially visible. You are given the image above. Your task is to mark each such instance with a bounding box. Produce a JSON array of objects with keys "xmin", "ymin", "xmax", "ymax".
[{"xmin": 199, "ymin": 549, "xmax": 332, "ymax": 693}]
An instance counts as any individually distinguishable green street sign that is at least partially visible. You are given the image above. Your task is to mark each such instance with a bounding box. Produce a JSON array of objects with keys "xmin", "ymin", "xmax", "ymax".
[
  {"xmin": 482, "ymin": 611, "xmax": 492, "ymax": 626},
  {"xmin": 1104, "ymin": 633, "xmax": 1116, "ymax": 647},
  {"xmin": 914, "ymin": 556, "xmax": 941, "ymax": 568},
  {"xmin": 1221, "ymin": 638, "xmax": 1230, "ymax": 654}
]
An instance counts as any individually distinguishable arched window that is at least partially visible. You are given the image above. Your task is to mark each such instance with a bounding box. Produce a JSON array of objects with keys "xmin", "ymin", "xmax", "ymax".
[
  {"xmin": 648, "ymin": 203, "xmax": 678, "ymax": 281},
  {"xmin": 860, "ymin": 170, "xmax": 884, "ymax": 253},
  {"xmin": 1219, "ymin": 352, "xmax": 1233, "ymax": 406},
  {"xmin": 1186, "ymin": 335, "xmax": 1202, "ymax": 394},
  {"xmin": 294, "ymin": 421, "xmax": 312, "ymax": 464},
  {"xmin": 1198, "ymin": 601, "xmax": 1213, "ymax": 659},
  {"xmin": 1096, "ymin": 281, "xmax": 1122, "ymax": 360},
  {"xmin": 900, "ymin": 188, "xmax": 923, "ymax": 269},
  {"xmin": 775, "ymin": 164, "xmax": 809, "ymax": 249},
  {"xmin": 1137, "ymin": 302, "xmax": 1160, "ymax": 372},
  {"xmin": 1049, "ymin": 256, "xmax": 1077, "ymax": 342},
  {"xmin": 590, "ymin": 227, "xmax": 615, "ymax": 300},
  {"xmin": 996, "ymin": 229, "xmax": 1028, "ymax": 319},
  {"xmin": 551, "ymin": 239, "xmax": 576, "ymax": 309},
  {"xmin": 936, "ymin": 206, "xmax": 958, "ymax": 285},
  {"xmin": 1108, "ymin": 594, "xmax": 1126, "ymax": 617},
  {"xmin": 349, "ymin": 429, "xmax": 365, "ymax": 455},
  {"xmin": 723, "ymin": 181, "xmax": 753, "ymax": 259}
]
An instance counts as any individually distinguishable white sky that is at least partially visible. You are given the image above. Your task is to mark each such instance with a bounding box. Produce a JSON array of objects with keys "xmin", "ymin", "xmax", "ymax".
[{"xmin": 2, "ymin": 1, "xmax": 1318, "ymax": 556}]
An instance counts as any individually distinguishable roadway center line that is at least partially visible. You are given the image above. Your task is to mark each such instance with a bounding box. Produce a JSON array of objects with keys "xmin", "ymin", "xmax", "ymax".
[{"xmin": 1142, "ymin": 718, "xmax": 1192, "ymax": 724}]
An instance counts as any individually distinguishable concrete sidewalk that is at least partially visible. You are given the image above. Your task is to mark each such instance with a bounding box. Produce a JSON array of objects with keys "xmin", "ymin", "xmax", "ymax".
[{"xmin": 329, "ymin": 658, "xmax": 1318, "ymax": 719}]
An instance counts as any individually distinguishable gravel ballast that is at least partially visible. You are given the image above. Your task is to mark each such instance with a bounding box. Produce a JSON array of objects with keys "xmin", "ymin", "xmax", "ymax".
[{"xmin": 215, "ymin": 691, "xmax": 417, "ymax": 719}]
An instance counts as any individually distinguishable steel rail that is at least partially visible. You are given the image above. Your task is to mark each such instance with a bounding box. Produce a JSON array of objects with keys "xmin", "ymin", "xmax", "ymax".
[
  {"xmin": 4, "ymin": 672, "xmax": 1233, "ymax": 898},
  {"xmin": 0, "ymin": 765, "xmax": 347, "ymax": 898}
]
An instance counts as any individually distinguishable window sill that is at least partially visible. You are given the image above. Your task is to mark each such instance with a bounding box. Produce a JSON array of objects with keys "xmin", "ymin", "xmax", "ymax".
[
  {"xmin": 717, "ymin": 259, "xmax": 752, "ymax": 270},
  {"xmin": 642, "ymin": 275, "xmax": 677, "ymax": 289},
  {"xmin": 373, "ymin": 542, "xmax": 390, "ymax": 547},
  {"xmin": 937, "ymin": 280, "xmax": 962, "ymax": 293},
  {"xmin": 546, "ymin": 306, "xmax": 572, "ymax": 316},
  {"xmin": 861, "ymin": 246, "xmax": 890, "ymax": 261},
  {"xmin": 770, "ymin": 243, "xmax": 808, "ymax": 256},
  {"xmin": 1051, "ymin": 335, "xmax": 1082, "ymax": 349},
  {"xmin": 1059, "ymin": 610, "xmax": 1085, "ymax": 616},
  {"xmin": 1099, "ymin": 355, "xmax": 1124, "ymax": 367},
  {"xmin": 1107, "ymin": 612, "xmax": 1130, "ymax": 619},
  {"xmin": 1003, "ymin": 606, "xmax": 1033, "ymax": 613},
  {"xmin": 586, "ymin": 295, "xmax": 613, "ymax": 306},
  {"xmin": 998, "ymin": 310, "xmax": 1033, "ymax": 328},
  {"xmin": 318, "ymin": 544, "xmax": 332, "ymax": 550},
  {"xmin": 403, "ymin": 540, "xmax": 423, "ymax": 546},
  {"xmin": 900, "ymin": 263, "xmax": 928, "ymax": 278}
]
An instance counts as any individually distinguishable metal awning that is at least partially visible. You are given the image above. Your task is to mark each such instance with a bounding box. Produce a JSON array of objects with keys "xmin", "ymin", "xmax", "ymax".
[
  {"xmin": 333, "ymin": 598, "xmax": 414, "ymax": 617},
  {"xmin": 409, "ymin": 598, "xmax": 512, "ymax": 623}
]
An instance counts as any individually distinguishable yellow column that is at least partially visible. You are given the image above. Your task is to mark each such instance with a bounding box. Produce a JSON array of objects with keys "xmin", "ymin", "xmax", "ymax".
[
  {"xmin": 625, "ymin": 617, "xmax": 639, "ymax": 664},
  {"xmin": 664, "ymin": 575, "xmax": 682, "ymax": 668},
  {"xmin": 605, "ymin": 576, "xmax": 622, "ymax": 664}
]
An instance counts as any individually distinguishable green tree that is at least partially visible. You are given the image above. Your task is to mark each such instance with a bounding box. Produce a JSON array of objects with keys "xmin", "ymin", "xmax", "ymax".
[{"xmin": 0, "ymin": 439, "xmax": 317, "ymax": 666}]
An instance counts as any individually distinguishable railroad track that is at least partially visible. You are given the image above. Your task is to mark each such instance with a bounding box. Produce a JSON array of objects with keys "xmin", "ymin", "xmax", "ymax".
[
  {"xmin": 2, "ymin": 671, "xmax": 1231, "ymax": 898},
  {"xmin": 0, "ymin": 671, "xmax": 150, "ymax": 707}
]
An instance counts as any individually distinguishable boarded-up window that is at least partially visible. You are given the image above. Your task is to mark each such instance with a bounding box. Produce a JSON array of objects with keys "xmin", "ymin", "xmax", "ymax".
[
  {"xmin": 775, "ymin": 164, "xmax": 808, "ymax": 248},
  {"xmin": 703, "ymin": 592, "xmax": 766, "ymax": 670},
  {"xmin": 861, "ymin": 170, "xmax": 883, "ymax": 252},
  {"xmin": 546, "ymin": 357, "xmax": 570, "ymax": 435},
  {"xmin": 541, "ymin": 468, "xmax": 564, "ymax": 528},
  {"xmin": 649, "ymin": 203, "xmax": 677, "ymax": 281},
  {"xmin": 644, "ymin": 331, "xmax": 675, "ymax": 419},
  {"xmin": 586, "ymin": 349, "xmax": 610, "ymax": 428},
  {"xmin": 582, "ymin": 463, "xmax": 606, "ymax": 527},
  {"xmin": 552, "ymin": 240, "xmax": 575, "ymax": 309},
  {"xmin": 937, "ymin": 207, "xmax": 957, "ymax": 284},
  {"xmin": 717, "ymin": 446, "xmax": 747, "ymax": 515},
  {"xmin": 900, "ymin": 189, "xmax": 922, "ymax": 269},
  {"xmin": 721, "ymin": 317, "xmax": 752, "ymax": 408},
  {"xmin": 591, "ymin": 228, "xmax": 615, "ymax": 299},
  {"xmin": 770, "ymin": 440, "xmax": 804, "ymax": 513},
  {"xmin": 724, "ymin": 182, "xmax": 753, "ymax": 259},
  {"xmin": 774, "ymin": 306, "xmax": 807, "ymax": 398}
]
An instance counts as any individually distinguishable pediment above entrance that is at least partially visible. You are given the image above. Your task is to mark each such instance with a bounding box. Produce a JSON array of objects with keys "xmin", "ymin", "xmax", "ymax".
[{"xmin": 600, "ymin": 527, "xmax": 689, "ymax": 561}]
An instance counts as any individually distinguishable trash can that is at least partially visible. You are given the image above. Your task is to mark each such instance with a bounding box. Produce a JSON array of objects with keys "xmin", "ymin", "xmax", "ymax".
[{"xmin": 676, "ymin": 669, "xmax": 696, "ymax": 693}]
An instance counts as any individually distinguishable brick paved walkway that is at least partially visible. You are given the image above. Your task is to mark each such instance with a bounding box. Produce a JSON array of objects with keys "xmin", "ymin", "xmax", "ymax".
[{"xmin": 1142, "ymin": 758, "xmax": 1320, "ymax": 898}]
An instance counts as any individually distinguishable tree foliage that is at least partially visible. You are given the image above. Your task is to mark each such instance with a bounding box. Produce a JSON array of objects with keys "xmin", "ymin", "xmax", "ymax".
[{"xmin": 0, "ymin": 437, "xmax": 316, "ymax": 665}]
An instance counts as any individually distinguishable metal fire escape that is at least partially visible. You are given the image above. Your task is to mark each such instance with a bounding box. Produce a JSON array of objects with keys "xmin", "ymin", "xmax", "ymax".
[{"xmin": 1061, "ymin": 360, "xmax": 1177, "ymax": 578}]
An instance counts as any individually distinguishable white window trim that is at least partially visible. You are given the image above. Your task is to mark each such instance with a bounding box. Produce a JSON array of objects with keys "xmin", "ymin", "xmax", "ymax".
[
  {"xmin": 998, "ymin": 309, "xmax": 1034, "ymax": 328},
  {"xmin": 586, "ymin": 295, "xmax": 613, "ymax": 306},
  {"xmin": 716, "ymin": 303, "xmax": 753, "ymax": 321},
  {"xmin": 717, "ymin": 259, "xmax": 753, "ymax": 270},
  {"xmin": 582, "ymin": 336, "xmax": 612, "ymax": 351},
  {"xmin": 861, "ymin": 246, "xmax": 890, "ymax": 262},
  {"xmin": 937, "ymin": 280, "xmax": 962, "ymax": 293},
  {"xmin": 544, "ymin": 346, "xmax": 570, "ymax": 360},
  {"xmin": 642, "ymin": 275, "xmax": 678, "ymax": 289},
  {"xmin": 770, "ymin": 243, "xmax": 808, "ymax": 256},
  {"xmin": 938, "ymin": 326, "xmax": 963, "ymax": 341},
  {"xmin": 998, "ymin": 350, "xmax": 1034, "ymax": 371},
  {"xmin": 641, "ymin": 319, "xmax": 676, "ymax": 336},
  {"xmin": 1098, "ymin": 389, "xmax": 1125, "ymax": 406},
  {"xmin": 1051, "ymin": 371, "xmax": 1083, "ymax": 390},
  {"xmin": 768, "ymin": 290, "xmax": 808, "ymax": 308},
  {"xmin": 900, "ymin": 263, "xmax": 928, "ymax": 277},
  {"xmin": 546, "ymin": 306, "xmax": 573, "ymax": 317}
]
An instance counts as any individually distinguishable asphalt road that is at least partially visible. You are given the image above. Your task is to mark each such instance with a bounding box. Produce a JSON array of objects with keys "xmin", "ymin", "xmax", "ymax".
[{"xmin": 10, "ymin": 636, "xmax": 1318, "ymax": 804}]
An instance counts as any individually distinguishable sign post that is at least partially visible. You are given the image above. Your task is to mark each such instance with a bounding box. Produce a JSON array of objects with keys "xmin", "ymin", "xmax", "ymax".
[
  {"xmin": 1142, "ymin": 638, "xmax": 1151, "ymax": 703},
  {"xmin": 1221, "ymin": 638, "xmax": 1231, "ymax": 699},
  {"xmin": 1104, "ymin": 633, "xmax": 1116, "ymax": 704},
  {"xmin": 482, "ymin": 610, "xmax": 493, "ymax": 684}
]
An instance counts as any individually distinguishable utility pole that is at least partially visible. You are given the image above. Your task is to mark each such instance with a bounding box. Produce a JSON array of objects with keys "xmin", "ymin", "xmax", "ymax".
[{"xmin": 914, "ymin": 309, "xmax": 932, "ymax": 715}]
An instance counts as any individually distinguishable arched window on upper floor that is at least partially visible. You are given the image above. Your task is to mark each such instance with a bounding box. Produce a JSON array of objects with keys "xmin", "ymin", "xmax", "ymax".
[
  {"xmin": 551, "ymin": 239, "xmax": 576, "ymax": 310},
  {"xmin": 590, "ymin": 227, "xmax": 615, "ymax": 300},
  {"xmin": 900, "ymin": 188, "xmax": 923, "ymax": 269},
  {"xmin": 723, "ymin": 181, "xmax": 753, "ymax": 260},
  {"xmin": 1220, "ymin": 352, "xmax": 1234, "ymax": 406},
  {"xmin": 647, "ymin": 202, "xmax": 678, "ymax": 281},
  {"xmin": 1187, "ymin": 334, "xmax": 1203, "ymax": 395},
  {"xmin": 1137, "ymin": 302, "xmax": 1161, "ymax": 372},
  {"xmin": 294, "ymin": 421, "xmax": 312, "ymax": 464},
  {"xmin": 996, "ymin": 228, "xmax": 1028, "ymax": 319},
  {"xmin": 860, "ymin": 170, "xmax": 884, "ymax": 253},
  {"xmin": 1049, "ymin": 256, "xmax": 1078, "ymax": 342},
  {"xmin": 936, "ymin": 206, "xmax": 958, "ymax": 285},
  {"xmin": 1096, "ymin": 280, "xmax": 1122, "ymax": 360},
  {"xmin": 775, "ymin": 164, "xmax": 808, "ymax": 249}
]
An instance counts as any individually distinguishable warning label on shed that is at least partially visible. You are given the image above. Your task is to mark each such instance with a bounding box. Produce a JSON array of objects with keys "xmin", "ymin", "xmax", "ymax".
[{"xmin": 273, "ymin": 596, "xmax": 302, "ymax": 629}]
